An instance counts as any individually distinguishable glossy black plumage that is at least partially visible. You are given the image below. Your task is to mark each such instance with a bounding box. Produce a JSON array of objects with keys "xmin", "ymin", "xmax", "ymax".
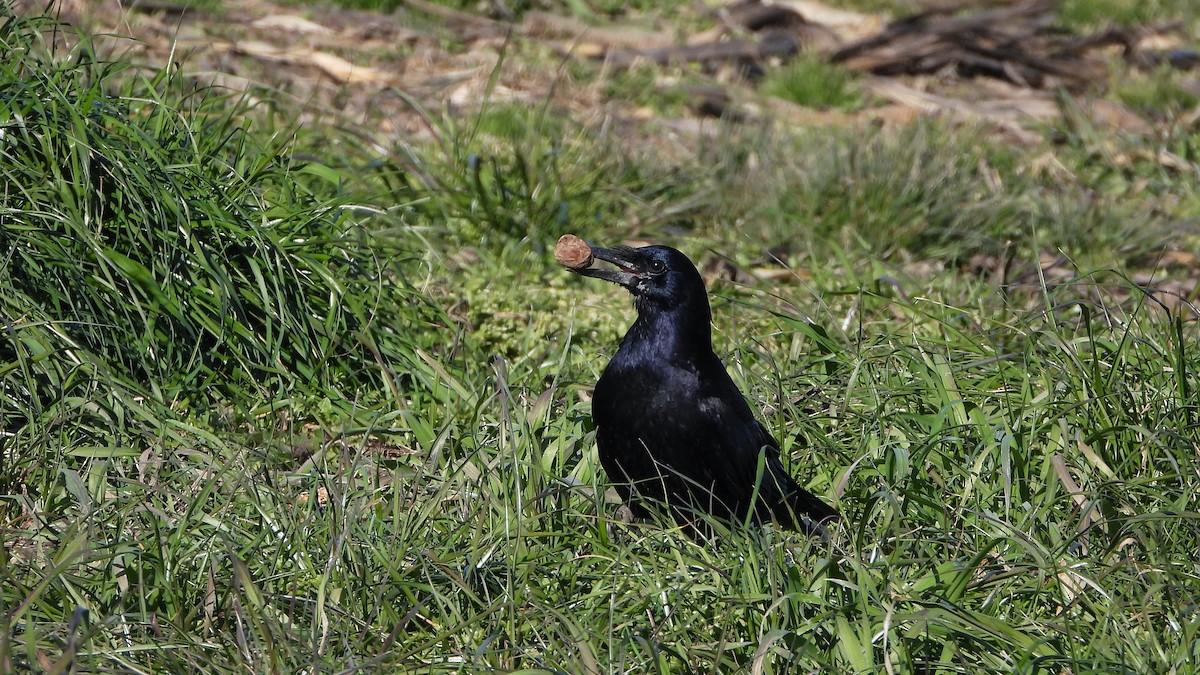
[{"xmin": 571, "ymin": 243, "xmax": 838, "ymax": 536}]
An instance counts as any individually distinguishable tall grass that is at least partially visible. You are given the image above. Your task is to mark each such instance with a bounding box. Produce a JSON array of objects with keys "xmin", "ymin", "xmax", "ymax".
[
  {"xmin": 0, "ymin": 11, "xmax": 451, "ymax": 670},
  {"xmin": 0, "ymin": 8, "xmax": 450, "ymax": 470}
]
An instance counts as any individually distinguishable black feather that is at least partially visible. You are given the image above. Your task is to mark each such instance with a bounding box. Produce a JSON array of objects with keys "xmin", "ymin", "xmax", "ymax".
[{"xmin": 572, "ymin": 243, "xmax": 838, "ymax": 537}]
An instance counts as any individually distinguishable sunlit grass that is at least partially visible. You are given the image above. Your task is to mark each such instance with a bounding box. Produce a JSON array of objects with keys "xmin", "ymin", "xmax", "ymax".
[
  {"xmin": 3, "ymin": 4, "xmax": 1200, "ymax": 673},
  {"xmin": 1059, "ymin": 0, "xmax": 1200, "ymax": 28},
  {"xmin": 761, "ymin": 54, "xmax": 864, "ymax": 112}
]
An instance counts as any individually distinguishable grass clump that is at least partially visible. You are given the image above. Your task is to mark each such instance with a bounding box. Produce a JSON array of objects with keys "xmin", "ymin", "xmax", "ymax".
[
  {"xmin": 0, "ymin": 10, "xmax": 440, "ymax": 417},
  {"xmin": 0, "ymin": 12, "xmax": 455, "ymax": 668},
  {"xmin": 761, "ymin": 54, "xmax": 863, "ymax": 111},
  {"xmin": 692, "ymin": 118, "xmax": 1183, "ymax": 271},
  {"xmin": 697, "ymin": 120, "xmax": 1023, "ymax": 263},
  {"xmin": 1059, "ymin": 0, "xmax": 1200, "ymax": 28},
  {"xmin": 1112, "ymin": 63, "xmax": 1200, "ymax": 120}
]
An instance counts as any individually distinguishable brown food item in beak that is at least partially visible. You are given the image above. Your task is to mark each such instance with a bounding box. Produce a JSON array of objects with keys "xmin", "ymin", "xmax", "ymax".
[{"xmin": 555, "ymin": 234, "xmax": 594, "ymax": 270}]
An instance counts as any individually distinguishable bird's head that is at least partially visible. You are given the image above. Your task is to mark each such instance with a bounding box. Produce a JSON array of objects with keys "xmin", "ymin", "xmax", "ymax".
[{"xmin": 571, "ymin": 244, "xmax": 708, "ymax": 314}]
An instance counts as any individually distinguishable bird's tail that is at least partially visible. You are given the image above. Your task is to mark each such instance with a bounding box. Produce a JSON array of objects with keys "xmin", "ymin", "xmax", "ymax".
[
  {"xmin": 761, "ymin": 459, "xmax": 839, "ymax": 535},
  {"xmin": 783, "ymin": 484, "xmax": 839, "ymax": 535}
]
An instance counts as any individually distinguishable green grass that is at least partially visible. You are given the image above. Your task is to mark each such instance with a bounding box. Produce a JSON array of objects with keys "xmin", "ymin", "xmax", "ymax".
[
  {"xmin": 4, "ymin": 5, "xmax": 1200, "ymax": 674},
  {"xmin": 598, "ymin": 64, "xmax": 695, "ymax": 118},
  {"xmin": 1059, "ymin": 0, "xmax": 1200, "ymax": 28},
  {"xmin": 761, "ymin": 55, "xmax": 864, "ymax": 112},
  {"xmin": 1111, "ymin": 62, "xmax": 1200, "ymax": 121}
]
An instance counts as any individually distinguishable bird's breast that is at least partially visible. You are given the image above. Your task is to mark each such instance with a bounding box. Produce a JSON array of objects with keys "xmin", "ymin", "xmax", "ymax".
[{"xmin": 594, "ymin": 359, "xmax": 700, "ymax": 425}]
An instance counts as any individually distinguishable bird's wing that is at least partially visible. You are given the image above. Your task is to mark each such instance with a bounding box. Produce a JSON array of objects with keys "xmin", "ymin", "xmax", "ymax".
[
  {"xmin": 697, "ymin": 370, "xmax": 838, "ymax": 528},
  {"xmin": 755, "ymin": 420, "xmax": 838, "ymax": 523},
  {"xmin": 690, "ymin": 381, "xmax": 789, "ymax": 516}
]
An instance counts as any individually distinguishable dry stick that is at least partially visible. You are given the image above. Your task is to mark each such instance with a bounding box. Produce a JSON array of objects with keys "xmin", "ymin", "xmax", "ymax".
[{"xmin": 832, "ymin": 0, "xmax": 1056, "ymax": 65}]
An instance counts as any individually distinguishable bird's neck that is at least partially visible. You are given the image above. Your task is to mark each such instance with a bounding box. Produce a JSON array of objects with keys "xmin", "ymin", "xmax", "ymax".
[{"xmin": 623, "ymin": 299, "xmax": 713, "ymax": 363}]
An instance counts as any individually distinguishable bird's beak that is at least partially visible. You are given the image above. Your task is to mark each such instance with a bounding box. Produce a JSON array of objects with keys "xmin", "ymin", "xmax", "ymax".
[{"xmin": 572, "ymin": 245, "xmax": 642, "ymax": 289}]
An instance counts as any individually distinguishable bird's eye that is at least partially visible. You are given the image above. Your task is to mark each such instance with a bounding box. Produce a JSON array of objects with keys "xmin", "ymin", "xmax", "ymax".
[{"xmin": 648, "ymin": 259, "xmax": 667, "ymax": 275}]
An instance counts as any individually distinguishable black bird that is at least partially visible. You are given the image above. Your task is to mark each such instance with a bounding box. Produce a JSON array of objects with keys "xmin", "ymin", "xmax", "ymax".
[{"xmin": 570, "ymin": 242, "xmax": 839, "ymax": 536}]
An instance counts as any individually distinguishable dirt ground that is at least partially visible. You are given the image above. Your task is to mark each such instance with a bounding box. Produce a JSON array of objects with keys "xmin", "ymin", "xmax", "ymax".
[{"xmin": 21, "ymin": 0, "xmax": 1197, "ymax": 146}]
